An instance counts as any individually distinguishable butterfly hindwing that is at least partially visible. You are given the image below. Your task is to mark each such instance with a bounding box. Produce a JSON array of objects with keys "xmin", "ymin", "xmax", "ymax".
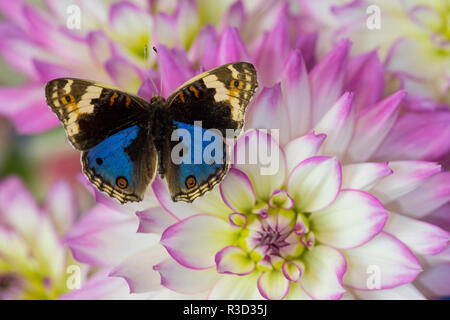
[
  {"xmin": 163, "ymin": 121, "xmax": 228, "ymax": 202},
  {"xmin": 166, "ymin": 62, "xmax": 258, "ymax": 133},
  {"xmin": 163, "ymin": 62, "xmax": 258, "ymax": 202},
  {"xmin": 45, "ymin": 78, "xmax": 151, "ymax": 150},
  {"xmin": 82, "ymin": 125, "xmax": 157, "ymax": 203}
]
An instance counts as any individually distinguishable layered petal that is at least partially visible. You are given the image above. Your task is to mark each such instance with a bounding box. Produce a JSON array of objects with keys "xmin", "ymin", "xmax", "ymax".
[
  {"xmin": 343, "ymin": 232, "xmax": 422, "ymax": 290},
  {"xmin": 346, "ymin": 90, "xmax": 406, "ymax": 162},
  {"xmin": 217, "ymin": 26, "xmax": 251, "ymax": 65},
  {"xmin": 384, "ymin": 212, "xmax": 449, "ymax": 256},
  {"xmin": 370, "ymin": 161, "xmax": 441, "ymax": 203},
  {"xmin": 257, "ymin": 270, "xmax": 290, "ymax": 300},
  {"xmin": 311, "ymin": 190, "xmax": 388, "ymax": 249},
  {"xmin": 351, "ymin": 284, "xmax": 425, "ymax": 300},
  {"xmin": 219, "ymin": 168, "xmax": 256, "ymax": 213},
  {"xmin": 301, "ymin": 245, "xmax": 346, "ymax": 300},
  {"xmin": 342, "ymin": 162, "xmax": 393, "ymax": 191},
  {"xmin": 208, "ymin": 273, "xmax": 262, "ymax": 299},
  {"xmin": 284, "ymin": 132, "xmax": 326, "ymax": 174},
  {"xmin": 215, "ymin": 246, "xmax": 255, "ymax": 275},
  {"xmin": 136, "ymin": 206, "xmax": 178, "ymax": 234},
  {"xmin": 233, "ymin": 130, "xmax": 286, "ymax": 202},
  {"xmin": 160, "ymin": 214, "xmax": 236, "ymax": 269},
  {"xmin": 287, "ymin": 156, "xmax": 342, "ymax": 212}
]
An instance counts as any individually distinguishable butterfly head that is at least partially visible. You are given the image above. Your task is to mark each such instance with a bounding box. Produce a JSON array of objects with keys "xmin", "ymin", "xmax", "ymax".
[{"xmin": 150, "ymin": 95, "xmax": 166, "ymax": 106}]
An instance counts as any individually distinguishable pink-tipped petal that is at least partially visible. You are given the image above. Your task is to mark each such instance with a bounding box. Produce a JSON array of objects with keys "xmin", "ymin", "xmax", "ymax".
[
  {"xmin": 154, "ymin": 258, "xmax": 220, "ymax": 294},
  {"xmin": 287, "ymin": 156, "xmax": 342, "ymax": 212},
  {"xmin": 415, "ymin": 264, "xmax": 450, "ymax": 298},
  {"xmin": 351, "ymin": 284, "xmax": 425, "ymax": 300},
  {"xmin": 233, "ymin": 130, "xmax": 287, "ymax": 202},
  {"xmin": 109, "ymin": 1, "xmax": 151, "ymax": 39},
  {"xmin": 384, "ymin": 212, "xmax": 449, "ymax": 256},
  {"xmin": 208, "ymin": 273, "xmax": 262, "ymax": 299},
  {"xmin": 255, "ymin": 16, "xmax": 290, "ymax": 86},
  {"xmin": 344, "ymin": 50, "xmax": 385, "ymax": 112},
  {"xmin": 160, "ymin": 214, "xmax": 236, "ymax": 269},
  {"xmin": 136, "ymin": 207, "xmax": 178, "ymax": 234},
  {"xmin": 301, "ymin": 245, "xmax": 346, "ymax": 300},
  {"xmin": 347, "ymin": 90, "xmax": 406, "ymax": 162},
  {"xmin": 285, "ymin": 282, "xmax": 312, "ymax": 300},
  {"xmin": 373, "ymin": 111, "xmax": 450, "ymax": 162},
  {"xmin": 245, "ymin": 84, "xmax": 291, "ymax": 146},
  {"xmin": 105, "ymin": 57, "xmax": 144, "ymax": 92},
  {"xmin": 342, "ymin": 162, "xmax": 393, "ymax": 191},
  {"xmin": 110, "ymin": 245, "xmax": 167, "ymax": 293},
  {"xmin": 217, "ymin": 26, "xmax": 251, "ymax": 65},
  {"xmin": 190, "ymin": 25, "xmax": 219, "ymax": 70},
  {"xmin": 219, "ymin": 168, "xmax": 256, "ymax": 213},
  {"xmin": 314, "ymin": 92, "xmax": 355, "ymax": 158},
  {"xmin": 87, "ymin": 30, "xmax": 115, "ymax": 65},
  {"xmin": 311, "ymin": 190, "xmax": 388, "ymax": 249},
  {"xmin": 45, "ymin": 180, "xmax": 76, "ymax": 235},
  {"xmin": 280, "ymin": 50, "xmax": 313, "ymax": 138},
  {"xmin": 215, "ymin": 246, "xmax": 255, "ymax": 275},
  {"xmin": 309, "ymin": 38, "xmax": 351, "ymax": 124},
  {"xmin": 343, "ymin": 232, "xmax": 422, "ymax": 290},
  {"xmin": 284, "ymin": 132, "xmax": 326, "ymax": 174},
  {"xmin": 157, "ymin": 45, "xmax": 194, "ymax": 97},
  {"xmin": 370, "ymin": 161, "xmax": 441, "ymax": 204},
  {"xmin": 66, "ymin": 204, "xmax": 156, "ymax": 266},
  {"xmin": 387, "ymin": 172, "xmax": 450, "ymax": 218},
  {"xmin": 257, "ymin": 270, "xmax": 290, "ymax": 300},
  {"xmin": 282, "ymin": 261, "xmax": 303, "ymax": 282}
]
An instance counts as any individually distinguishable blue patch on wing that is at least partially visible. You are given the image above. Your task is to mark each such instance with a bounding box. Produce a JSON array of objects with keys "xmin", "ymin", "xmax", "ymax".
[
  {"xmin": 172, "ymin": 121, "xmax": 225, "ymax": 188},
  {"xmin": 84, "ymin": 125, "xmax": 140, "ymax": 189}
]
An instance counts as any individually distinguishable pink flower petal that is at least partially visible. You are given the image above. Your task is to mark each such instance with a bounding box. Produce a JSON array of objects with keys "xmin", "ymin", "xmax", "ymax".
[
  {"xmin": 87, "ymin": 30, "xmax": 116, "ymax": 65},
  {"xmin": 258, "ymin": 270, "xmax": 290, "ymax": 300},
  {"xmin": 311, "ymin": 190, "xmax": 388, "ymax": 249},
  {"xmin": 370, "ymin": 161, "xmax": 441, "ymax": 204},
  {"xmin": 255, "ymin": 15, "xmax": 290, "ymax": 86},
  {"xmin": 314, "ymin": 92, "xmax": 355, "ymax": 158},
  {"xmin": 344, "ymin": 50, "xmax": 384, "ymax": 112},
  {"xmin": 217, "ymin": 26, "xmax": 251, "ymax": 65},
  {"xmin": 245, "ymin": 84, "xmax": 291, "ymax": 146},
  {"xmin": 160, "ymin": 214, "xmax": 236, "ymax": 269},
  {"xmin": 346, "ymin": 90, "xmax": 406, "ymax": 162},
  {"xmin": 343, "ymin": 232, "xmax": 422, "ymax": 290},
  {"xmin": 109, "ymin": 1, "xmax": 151, "ymax": 38},
  {"xmin": 136, "ymin": 207, "xmax": 178, "ymax": 234},
  {"xmin": 387, "ymin": 171, "xmax": 450, "ymax": 218},
  {"xmin": 65, "ymin": 204, "xmax": 156, "ymax": 266},
  {"xmin": 284, "ymin": 131, "xmax": 326, "ymax": 174},
  {"xmin": 415, "ymin": 264, "xmax": 450, "ymax": 298},
  {"xmin": 342, "ymin": 162, "xmax": 393, "ymax": 191},
  {"xmin": 190, "ymin": 25, "xmax": 219, "ymax": 70},
  {"xmin": 157, "ymin": 45, "xmax": 194, "ymax": 97},
  {"xmin": 301, "ymin": 245, "xmax": 346, "ymax": 300},
  {"xmin": 280, "ymin": 50, "xmax": 313, "ymax": 138},
  {"xmin": 104, "ymin": 57, "xmax": 144, "ymax": 92},
  {"xmin": 154, "ymin": 258, "xmax": 220, "ymax": 294},
  {"xmin": 384, "ymin": 212, "xmax": 449, "ymax": 256},
  {"xmin": 309, "ymin": 38, "xmax": 351, "ymax": 124},
  {"xmin": 287, "ymin": 156, "xmax": 342, "ymax": 212},
  {"xmin": 232, "ymin": 130, "xmax": 287, "ymax": 202},
  {"xmin": 373, "ymin": 111, "xmax": 450, "ymax": 162},
  {"xmin": 351, "ymin": 284, "xmax": 425, "ymax": 300},
  {"xmin": 219, "ymin": 168, "xmax": 256, "ymax": 213}
]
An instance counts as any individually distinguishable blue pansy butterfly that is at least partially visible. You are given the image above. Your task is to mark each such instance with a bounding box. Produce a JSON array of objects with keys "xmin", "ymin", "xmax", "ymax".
[{"xmin": 45, "ymin": 62, "xmax": 258, "ymax": 203}]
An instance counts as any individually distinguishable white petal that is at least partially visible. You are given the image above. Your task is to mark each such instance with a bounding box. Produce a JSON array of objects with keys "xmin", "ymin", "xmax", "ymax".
[
  {"xmin": 257, "ymin": 270, "xmax": 290, "ymax": 300},
  {"xmin": 311, "ymin": 190, "xmax": 388, "ymax": 249},
  {"xmin": 160, "ymin": 214, "xmax": 236, "ymax": 269},
  {"xmin": 301, "ymin": 245, "xmax": 346, "ymax": 300},
  {"xmin": 287, "ymin": 156, "xmax": 342, "ymax": 212},
  {"xmin": 350, "ymin": 283, "xmax": 426, "ymax": 300},
  {"xmin": 233, "ymin": 130, "xmax": 287, "ymax": 202},
  {"xmin": 314, "ymin": 92, "xmax": 355, "ymax": 159},
  {"xmin": 342, "ymin": 162, "xmax": 393, "ymax": 191},
  {"xmin": 220, "ymin": 168, "xmax": 256, "ymax": 213},
  {"xmin": 208, "ymin": 273, "xmax": 263, "ymax": 299},
  {"xmin": 284, "ymin": 131, "xmax": 326, "ymax": 174},
  {"xmin": 370, "ymin": 161, "xmax": 441, "ymax": 203},
  {"xmin": 384, "ymin": 212, "xmax": 449, "ymax": 256},
  {"xmin": 343, "ymin": 232, "xmax": 422, "ymax": 290}
]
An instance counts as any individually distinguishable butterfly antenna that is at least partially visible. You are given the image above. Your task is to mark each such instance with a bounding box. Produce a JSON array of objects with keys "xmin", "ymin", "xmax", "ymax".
[
  {"xmin": 153, "ymin": 46, "xmax": 164, "ymax": 96},
  {"xmin": 144, "ymin": 44, "xmax": 159, "ymax": 97}
]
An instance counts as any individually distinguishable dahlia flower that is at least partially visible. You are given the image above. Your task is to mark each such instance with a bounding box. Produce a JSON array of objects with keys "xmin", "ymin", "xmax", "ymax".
[
  {"xmin": 66, "ymin": 37, "xmax": 450, "ymax": 299},
  {"xmin": 298, "ymin": 0, "xmax": 450, "ymax": 109},
  {"xmin": 0, "ymin": 176, "xmax": 82, "ymax": 299}
]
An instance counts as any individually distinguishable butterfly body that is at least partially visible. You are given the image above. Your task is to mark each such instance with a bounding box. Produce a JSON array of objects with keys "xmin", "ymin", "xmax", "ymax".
[{"xmin": 45, "ymin": 62, "xmax": 258, "ymax": 203}]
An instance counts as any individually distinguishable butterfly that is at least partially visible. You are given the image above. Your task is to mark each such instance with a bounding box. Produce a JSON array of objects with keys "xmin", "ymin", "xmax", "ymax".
[{"xmin": 45, "ymin": 62, "xmax": 258, "ymax": 203}]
